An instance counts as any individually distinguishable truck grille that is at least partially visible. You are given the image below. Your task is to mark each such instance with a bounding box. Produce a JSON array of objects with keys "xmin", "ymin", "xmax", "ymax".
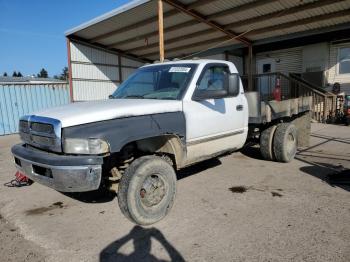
[
  {"xmin": 30, "ymin": 122, "xmax": 54, "ymax": 134},
  {"xmin": 19, "ymin": 116, "xmax": 62, "ymax": 152}
]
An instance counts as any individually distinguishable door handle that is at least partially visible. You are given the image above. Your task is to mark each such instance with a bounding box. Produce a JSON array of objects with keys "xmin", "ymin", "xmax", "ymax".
[{"xmin": 236, "ymin": 105, "xmax": 243, "ymax": 111}]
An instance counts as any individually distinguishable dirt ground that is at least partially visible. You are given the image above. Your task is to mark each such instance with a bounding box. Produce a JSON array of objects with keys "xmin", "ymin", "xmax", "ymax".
[
  {"xmin": 0, "ymin": 123, "xmax": 349, "ymax": 262},
  {"xmin": 0, "ymin": 213, "xmax": 46, "ymax": 261}
]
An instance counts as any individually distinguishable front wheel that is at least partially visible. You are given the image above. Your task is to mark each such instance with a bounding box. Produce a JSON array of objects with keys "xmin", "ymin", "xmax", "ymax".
[{"xmin": 118, "ymin": 155, "xmax": 177, "ymax": 225}]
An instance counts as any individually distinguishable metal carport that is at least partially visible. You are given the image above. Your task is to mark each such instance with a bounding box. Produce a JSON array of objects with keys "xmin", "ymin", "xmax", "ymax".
[{"xmin": 65, "ymin": 0, "xmax": 350, "ymax": 100}]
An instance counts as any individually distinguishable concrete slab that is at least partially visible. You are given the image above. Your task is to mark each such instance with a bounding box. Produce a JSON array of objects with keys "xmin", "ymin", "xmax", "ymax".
[{"xmin": 0, "ymin": 124, "xmax": 349, "ymax": 262}]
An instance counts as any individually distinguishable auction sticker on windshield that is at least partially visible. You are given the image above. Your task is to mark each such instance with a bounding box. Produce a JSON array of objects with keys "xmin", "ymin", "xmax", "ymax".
[{"xmin": 169, "ymin": 67, "xmax": 191, "ymax": 73}]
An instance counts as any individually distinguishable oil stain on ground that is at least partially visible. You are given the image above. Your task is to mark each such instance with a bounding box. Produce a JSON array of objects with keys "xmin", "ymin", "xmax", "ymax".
[
  {"xmin": 229, "ymin": 186, "xmax": 284, "ymax": 197},
  {"xmin": 229, "ymin": 186, "xmax": 247, "ymax": 193},
  {"xmin": 271, "ymin": 191, "xmax": 283, "ymax": 197},
  {"xmin": 25, "ymin": 201, "xmax": 66, "ymax": 216}
]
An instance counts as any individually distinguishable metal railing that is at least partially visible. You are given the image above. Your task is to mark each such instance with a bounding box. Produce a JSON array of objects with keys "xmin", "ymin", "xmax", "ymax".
[{"xmin": 241, "ymin": 72, "xmax": 336, "ymax": 122}]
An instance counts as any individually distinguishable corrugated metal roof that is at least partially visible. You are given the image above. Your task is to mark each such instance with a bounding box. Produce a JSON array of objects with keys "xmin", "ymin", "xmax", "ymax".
[
  {"xmin": 66, "ymin": 0, "xmax": 350, "ymax": 61},
  {"xmin": 0, "ymin": 77, "xmax": 67, "ymax": 84}
]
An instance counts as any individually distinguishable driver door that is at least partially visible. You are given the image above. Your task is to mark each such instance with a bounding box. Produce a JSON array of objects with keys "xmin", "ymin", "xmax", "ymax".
[{"xmin": 183, "ymin": 64, "xmax": 247, "ymax": 162}]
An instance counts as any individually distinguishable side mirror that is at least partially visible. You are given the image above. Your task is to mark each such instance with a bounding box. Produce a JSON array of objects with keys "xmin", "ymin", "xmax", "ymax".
[
  {"xmin": 228, "ymin": 74, "xmax": 240, "ymax": 96},
  {"xmin": 192, "ymin": 89, "xmax": 228, "ymax": 101},
  {"xmin": 108, "ymin": 95, "xmax": 114, "ymax": 99}
]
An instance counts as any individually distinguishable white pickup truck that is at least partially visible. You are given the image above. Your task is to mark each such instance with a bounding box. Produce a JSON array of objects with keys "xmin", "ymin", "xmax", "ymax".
[{"xmin": 12, "ymin": 60, "xmax": 311, "ymax": 225}]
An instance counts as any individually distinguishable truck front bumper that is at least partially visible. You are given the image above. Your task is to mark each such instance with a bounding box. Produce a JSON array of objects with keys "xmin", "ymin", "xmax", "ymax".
[{"xmin": 11, "ymin": 144, "xmax": 104, "ymax": 192}]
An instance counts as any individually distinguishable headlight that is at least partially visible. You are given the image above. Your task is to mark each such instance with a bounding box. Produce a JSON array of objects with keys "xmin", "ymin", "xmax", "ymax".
[{"xmin": 63, "ymin": 138, "xmax": 109, "ymax": 154}]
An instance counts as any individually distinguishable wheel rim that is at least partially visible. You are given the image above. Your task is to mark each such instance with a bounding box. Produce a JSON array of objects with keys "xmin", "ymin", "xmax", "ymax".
[{"xmin": 140, "ymin": 174, "xmax": 166, "ymax": 207}]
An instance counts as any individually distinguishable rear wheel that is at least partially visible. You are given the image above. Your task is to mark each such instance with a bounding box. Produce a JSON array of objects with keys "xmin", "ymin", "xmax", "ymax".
[
  {"xmin": 118, "ymin": 155, "xmax": 177, "ymax": 225},
  {"xmin": 273, "ymin": 123, "xmax": 297, "ymax": 163},
  {"xmin": 260, "ymin": 125, "xmax": 277, "ymax": 161}
]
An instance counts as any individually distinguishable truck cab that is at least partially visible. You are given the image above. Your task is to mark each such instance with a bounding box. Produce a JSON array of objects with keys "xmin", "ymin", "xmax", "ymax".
[{"xmin": 12, "ymin": 60, "xmax": 306, "ymax": 225}]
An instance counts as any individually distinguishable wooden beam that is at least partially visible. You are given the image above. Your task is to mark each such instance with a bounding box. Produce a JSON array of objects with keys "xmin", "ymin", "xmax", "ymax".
[
  {"xmin": 248, "ymin": 45, "xmax": 253, "ymax": 92},
  {"xmin": 224, "ymin": 0, "xmax": 346, "ymax": 30},
  {"xmin": 158, "ymin": 0, "xmax": 165, "ymax": 62},
  {"xmin": 66, "ymin": 38, "xmax": 74, "ymax": 102},
  {"xmin": 162, "ymin": 0, "xmax": 251, "ymax": 46}
]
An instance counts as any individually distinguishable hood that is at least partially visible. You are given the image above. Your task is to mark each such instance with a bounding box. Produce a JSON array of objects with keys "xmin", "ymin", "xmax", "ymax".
[{"xmin": 32, "ymin": 99, "xmax": 183, "ymax": 127}]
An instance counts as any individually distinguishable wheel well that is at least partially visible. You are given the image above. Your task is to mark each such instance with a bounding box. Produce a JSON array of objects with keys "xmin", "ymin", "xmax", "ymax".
[{"xmin": 133, "ymin": 135, "xmax": 186, "ymax": 169}]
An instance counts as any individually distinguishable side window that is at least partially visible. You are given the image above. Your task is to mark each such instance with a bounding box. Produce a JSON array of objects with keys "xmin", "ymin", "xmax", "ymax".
[{"xmin": 197, "ymin": 66, "xmax": 229, "ymax": 91}]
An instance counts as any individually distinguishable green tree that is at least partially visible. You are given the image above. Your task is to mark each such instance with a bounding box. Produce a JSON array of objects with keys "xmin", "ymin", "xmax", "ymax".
[
  {"xmin": 59, "ymin": 67, "xmax": 69, "ymax": 80},
  {"xmin": 12, "ymin": 71, "xmax": 18, "ymax": 77},
  {"xmin": 37, "ymin": 68, "xmax": 48, "ymax": 78},
  {"xmin": 17, "ymin": 71, "xmax": 23, "ymax": 77},
  {"xmin": 3, "ymin": 72, "xmax": 7, "ymax": 77}
]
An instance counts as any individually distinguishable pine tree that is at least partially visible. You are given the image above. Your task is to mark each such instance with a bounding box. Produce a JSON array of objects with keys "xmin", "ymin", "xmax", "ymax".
[
  {"xmin": 3, "ymin": 72, "xmax": 7, "ymax": 77},
  {"xmin": 59, "ymin": 67, "xmax": 69, "ymax": 80},
  {"xmin": 37, "ymin": 68, "xmax": 48, "ymax": 78},
  {"xmin": 12, "ymin": 71, "xmax": 18, "ymax": 77},
  {"xmin": 17, "ymin": 71, "xmax": 23, "ymax": 77}
]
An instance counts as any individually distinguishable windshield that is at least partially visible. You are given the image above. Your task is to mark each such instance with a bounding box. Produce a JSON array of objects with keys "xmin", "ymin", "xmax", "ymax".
[{"xmin": 111, "ymin": 63, "xmax": 197, "ymax": 100}]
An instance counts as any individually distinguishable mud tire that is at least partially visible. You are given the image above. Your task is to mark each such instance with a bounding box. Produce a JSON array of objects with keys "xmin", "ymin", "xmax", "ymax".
[
  {"xmin": 260, "ymin": 125, "xmax": 277, "ymax": 161},
  {"xmin": 273, "ymin": 123, "xmax": 298, "ymax": 163},
  {"xmin": 118, "ymin": 155, "xmax": 177, "ymax": 225}
]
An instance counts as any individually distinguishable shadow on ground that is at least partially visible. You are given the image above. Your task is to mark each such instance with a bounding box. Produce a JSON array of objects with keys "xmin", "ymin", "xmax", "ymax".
[
  {"xmin": 177, "ymin": 158, "xmax": 221, "ymax": 180},
  {"xmin": 61, "ymin": 190, "xmax": 116, "ymax": 204},
  {"xmin": 100, "ymin": 226, "xmax": 185, "ymax": 262},
  {"xmin": 240, "ymin": 145, "xmax": 264, "ymax": 160},
  {"xmin": 240, "ymin": 135, "xmax": 350, "ymax": 192},
  {"xmin": 297, "ymin": 158, "xmax": 350, "ymax": 192},
  {"xmin": 296, "ymin": 133, "xmax": 350, "ymax": 192}
]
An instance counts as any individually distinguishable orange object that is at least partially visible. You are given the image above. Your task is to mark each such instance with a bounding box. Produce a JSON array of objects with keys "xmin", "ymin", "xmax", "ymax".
[{"xmin": 273, "ymin": 77, "xmax": 281, "ymax": 101}]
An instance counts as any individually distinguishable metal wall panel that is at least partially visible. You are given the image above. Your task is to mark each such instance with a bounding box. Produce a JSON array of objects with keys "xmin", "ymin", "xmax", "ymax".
[
  {"xmin": 71, "ymin": 63, "xmax": 119, "ymax": 81},
  {"xmin": 255, "ymin": 47, "xmax": 303, "ymax": 75},
  {"xmin": 121, "ymin": 67, "xmax": 137, "ymax": 81},
  {"xmin": 70, "ymin": 42, "xmax": 119, "ymax": 65},
  {"xmin": 0, "ymin": 84, "xmax": 70, "ymax": 135},
  {"xmin": 70, "ymin": 41, "xmax": 143, "ymax": 101},
  {"xmin": 120, "ymin": 57, "xmax": 144, "ymax": 68},
  {"xmin": 71, "ymin": 80, "xmax": 117, "ymax": 101}
]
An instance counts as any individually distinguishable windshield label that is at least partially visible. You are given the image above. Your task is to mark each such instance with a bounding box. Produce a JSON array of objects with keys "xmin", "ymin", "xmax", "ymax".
[{"xmin": 169, "ymin": 67, "xmax": 191, "ymax": 73}]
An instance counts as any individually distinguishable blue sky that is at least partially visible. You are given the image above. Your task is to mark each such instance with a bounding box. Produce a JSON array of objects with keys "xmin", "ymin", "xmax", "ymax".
[{"xmin": 0, "ymin": 0, "xmax": 130, "ymax": 77}]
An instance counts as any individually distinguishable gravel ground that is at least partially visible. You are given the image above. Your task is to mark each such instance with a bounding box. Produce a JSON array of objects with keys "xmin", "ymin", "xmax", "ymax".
[{"xmin": 0, "ymin": 123, "xmax": 349, "ymax": 262}]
